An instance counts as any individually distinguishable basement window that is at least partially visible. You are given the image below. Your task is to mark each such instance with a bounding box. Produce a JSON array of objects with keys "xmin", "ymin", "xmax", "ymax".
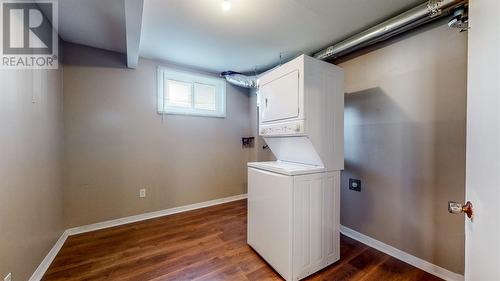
[{"xmin": 157, "ymin": 67, "xmax": 226, "ymax": 118}]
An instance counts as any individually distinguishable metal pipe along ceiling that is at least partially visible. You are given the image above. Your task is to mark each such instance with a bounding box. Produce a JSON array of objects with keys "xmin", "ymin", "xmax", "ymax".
[
  {"xmin": 221, "ymin": 0, "xmax": 468, "ymax": 88},
  {"xmin": 313, "ymin": 0, "xmax": 467, "ymax": 60}
]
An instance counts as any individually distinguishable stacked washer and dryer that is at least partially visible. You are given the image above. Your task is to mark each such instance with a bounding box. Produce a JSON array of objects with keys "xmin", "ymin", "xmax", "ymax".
[{"xmin": 247, "ymin": 54, "xmax": 344, "ymax": 281}]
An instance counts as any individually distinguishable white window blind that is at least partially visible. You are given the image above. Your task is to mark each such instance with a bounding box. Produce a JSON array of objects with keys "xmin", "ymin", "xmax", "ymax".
[
  {"xmin": 157, "ymin": 67, "xmax": 226, "ymax": 117},
  {"xmin": 194, "ymin": 83, "xmax": 217, "ymax": 111},
  {"xmin": 166, "ymin": 79, "xmax": 192, "ymax": 108}
]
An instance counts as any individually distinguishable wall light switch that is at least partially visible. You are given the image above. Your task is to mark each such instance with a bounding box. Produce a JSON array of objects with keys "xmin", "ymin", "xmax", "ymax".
[
  {"xmin": 139, "ymin": 188, "xmax": 146, "ymax": 198},
  {"xmin": 4, "ymin": 272, "xmax": 12, "ymax": 281}
]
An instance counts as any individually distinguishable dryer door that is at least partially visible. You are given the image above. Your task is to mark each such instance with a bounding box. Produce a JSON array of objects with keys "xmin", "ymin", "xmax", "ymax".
[{"xmin": 260, "ymin": 70, "xmax": 300, "ymax": 123}]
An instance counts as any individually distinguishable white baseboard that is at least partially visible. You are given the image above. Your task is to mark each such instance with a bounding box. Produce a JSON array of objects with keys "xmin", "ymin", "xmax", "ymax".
[
  {"xmin": 67, "ymin": 193, "xmax": 247, "ymax": 235},
  {"xmin": 30, "ymin": 193, "xmax": 247, "ymax": 280},
  {"xmin": 29, "ymin": 230, "xmax": 69, "ymax": 281},
  {"xmin": 340, "ymin": 225, "xmax": 464, "ymax": 281}
]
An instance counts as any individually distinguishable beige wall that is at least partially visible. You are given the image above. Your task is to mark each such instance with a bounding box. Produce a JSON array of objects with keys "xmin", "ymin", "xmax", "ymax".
[
  {"xmin": 62, "ymin": 44, "xmax": 251, "ymax": 227},
  {"xmin": 0, "ymin": 68, "xmax": 64, "ymax": 280},
  {"xmin": 338, "ymin": 24, "xmax": 467, "ymax": 274}
]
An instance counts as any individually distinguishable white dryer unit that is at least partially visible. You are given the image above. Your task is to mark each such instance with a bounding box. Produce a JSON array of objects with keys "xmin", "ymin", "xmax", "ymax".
[
  {"xmin": 258, "ymin": 54, "xmax": 344, "ymax": 171},
  {"xmin": 248, "ymin": 54, "xmax": 344, "ymax": 281}
]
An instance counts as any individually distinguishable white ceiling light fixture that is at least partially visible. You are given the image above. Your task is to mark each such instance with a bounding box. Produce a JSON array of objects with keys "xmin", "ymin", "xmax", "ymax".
[{"xmin": 221, "ymin": 0, "xmax": 231, "ymax": 11}]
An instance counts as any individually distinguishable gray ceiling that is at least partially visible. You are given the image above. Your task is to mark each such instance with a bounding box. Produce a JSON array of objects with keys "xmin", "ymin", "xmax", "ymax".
[
  {"xmin": 58, "ymin": 0, "xmax": 126, "ymax": 53},
  {"xmin": 57, "ymin": 0, "xmax": 422, "ymax": 73}
]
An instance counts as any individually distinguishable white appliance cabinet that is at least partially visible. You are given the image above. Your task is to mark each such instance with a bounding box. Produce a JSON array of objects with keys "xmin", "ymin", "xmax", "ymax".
[{"xmin": 247, "ymin": 167, "xmax": 340, "ymax": 281}]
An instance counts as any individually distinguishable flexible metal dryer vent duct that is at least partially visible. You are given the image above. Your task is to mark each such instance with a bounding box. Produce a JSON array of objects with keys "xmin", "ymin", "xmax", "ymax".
[
  {"xmin": 220, "ymin": 71, "xmax": 258, "ymax": 88},
  {"xmin": 221, "ymin": 0, "xmax": 468, "ymax": 88}
]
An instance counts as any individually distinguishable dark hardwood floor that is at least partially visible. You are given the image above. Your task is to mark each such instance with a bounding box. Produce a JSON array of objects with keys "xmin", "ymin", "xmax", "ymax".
[{"xmin": 43, "ymin": 200, "xmax": 441, "ymax": 281}]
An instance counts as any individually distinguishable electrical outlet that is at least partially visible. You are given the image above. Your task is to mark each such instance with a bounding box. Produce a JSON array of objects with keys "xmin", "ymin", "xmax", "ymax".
[
  {"xmin": 139, "ymin": 188, "xmax": 146, "ymax": 198},
  {"xmin": 349, "ymin": 178, "xmax": 361, "ymax": 192},
  {"xmin": 4, "ymin": 272, "xmax": 12, "ymax": 281}
]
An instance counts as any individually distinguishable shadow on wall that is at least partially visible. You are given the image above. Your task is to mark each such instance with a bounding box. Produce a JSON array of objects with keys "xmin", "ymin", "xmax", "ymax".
[
  {"xmin": 342, "ymin": 86, "xmax": 465, "ymax": 272},
  {"xmin": 62, "ymin": 42, "xmax": 128, "ymax": 68},
  {"xmin": 343, "ymin": 87, "xmax": 420, "ymax": 243}
]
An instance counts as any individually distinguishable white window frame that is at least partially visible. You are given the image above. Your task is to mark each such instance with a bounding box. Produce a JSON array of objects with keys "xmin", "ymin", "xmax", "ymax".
[{"xmin": 157, "ymin": 66, "xmax": 226, "ymax": 118}]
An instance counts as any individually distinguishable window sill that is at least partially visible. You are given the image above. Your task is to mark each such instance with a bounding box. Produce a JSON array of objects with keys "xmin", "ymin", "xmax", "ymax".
[{"xmin": 157, "ymin": 111, "xmax": 226, "ymax": 118}]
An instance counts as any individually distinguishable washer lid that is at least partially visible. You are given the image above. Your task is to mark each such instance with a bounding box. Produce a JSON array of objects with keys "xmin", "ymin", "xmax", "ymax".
[{"xmin": 247, "ymin": 161, "xmax": 325, "ymax": 176}]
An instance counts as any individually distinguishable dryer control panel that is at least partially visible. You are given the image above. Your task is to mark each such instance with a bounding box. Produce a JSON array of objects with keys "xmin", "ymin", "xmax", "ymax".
[{"xmin": 260, "ymin": 120, "xmax": 305, "ymax": 137}]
